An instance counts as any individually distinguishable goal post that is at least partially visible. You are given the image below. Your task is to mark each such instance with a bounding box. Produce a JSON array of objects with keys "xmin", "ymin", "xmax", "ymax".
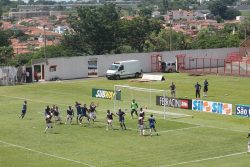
[{"xmin": 114, "ymin": 85, "xmax": 168, "ymax": 119}]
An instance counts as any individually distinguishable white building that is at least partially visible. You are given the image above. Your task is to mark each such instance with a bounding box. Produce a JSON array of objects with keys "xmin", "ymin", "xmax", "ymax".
[{"xmin": 31, "ymin": 48, "xmax": 238, "ymax": 81}]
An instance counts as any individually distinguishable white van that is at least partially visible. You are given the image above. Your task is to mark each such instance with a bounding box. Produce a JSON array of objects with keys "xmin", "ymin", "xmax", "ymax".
[
  {"xmin": 106, "ymin": 60, "xmax": 142, "ymax": 80},
  {"xmin": 161, "ymin": 61, "xmax": 176, "ymax": 73}
]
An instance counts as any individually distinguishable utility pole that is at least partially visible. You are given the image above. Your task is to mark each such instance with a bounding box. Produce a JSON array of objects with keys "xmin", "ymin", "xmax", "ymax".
[
  {"xmin": 169, "ymin": 11, "xmax": 173, "ymax": 51},
  {"xmin": 43, "ymin": 25, "xmax": 47, "ymax": 59}
]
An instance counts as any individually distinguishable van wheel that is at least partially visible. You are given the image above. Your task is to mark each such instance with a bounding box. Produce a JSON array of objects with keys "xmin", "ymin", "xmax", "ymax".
[
  {"xmin": 135, "ymin": 73, "xmax": 140, "ymax": 78},
  {"xmin": 115, "ymin": 75, "xmax": 120, "ymax": 80}
]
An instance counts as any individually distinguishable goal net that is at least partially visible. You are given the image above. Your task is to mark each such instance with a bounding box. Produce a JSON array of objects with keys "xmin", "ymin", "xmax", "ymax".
[{"xmin": 114, "ymin": 85, "xmax": 191, "ymax": 119}]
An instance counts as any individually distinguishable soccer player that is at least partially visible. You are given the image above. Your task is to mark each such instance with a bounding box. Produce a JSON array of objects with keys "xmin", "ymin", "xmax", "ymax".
[
  {"xmin": 89, "ymin": 102, "xmax": 97, "ymax": 123},
  {"xmin": 53, "ymin": 106, "xmax": 62, "ymax": 124},
  {"xmin": 44, "ymin": 106, "xmax": 51, "ymax": 117},
  {"xmin": 148, "ymin": 114, "xmax": 158, "ymax": 136},
  {"xmin": 106, "ymin": 110, "xmax": 115, "ymax": 130},
  {"xmin": 138, "ymin": 117, "xmax": 145, "ymax": 136},
  {"xmin": 170, "ymin": 82, "xmax": 176, "ymax": 98},
  {"xmin": 139, "ymin": 107, "xmax": 145, "ymax": 120},
  {"xmin": 65, "ymin": 106, "xmax": 74, "ymax": 124},
  {"xmin": 75, "ymin": 101, "xmax": 82, "ymax": 124},
  {"xmin": 44, "ymin": 112, "xmax": 53, "ymax": 133},
  {"xmin": 116, "ymin": 109, "xmax": 126, "ymax": 130},
  {"xmin": 195, "ymin": 82, "xmax": 202, "ymax": 98},
  {"xmin": 80, "ymin": 104, "xmax": 89, "ymax": 125},
  {"xmin": 203, "ymin": 79, "xmax": 209, "ymax": 97},
  {"xmin": 20, "ymin": 100, "xmax": 27, "ymax": 119},
  {"xmin": 131, "ymin": 99, "xmax": 138, "ymax": 119}
]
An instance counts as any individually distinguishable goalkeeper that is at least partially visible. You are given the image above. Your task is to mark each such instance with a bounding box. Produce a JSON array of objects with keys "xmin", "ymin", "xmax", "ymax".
[{"xmin": 131, "ymin": 99, "xmax": 138, "ymax": 119}]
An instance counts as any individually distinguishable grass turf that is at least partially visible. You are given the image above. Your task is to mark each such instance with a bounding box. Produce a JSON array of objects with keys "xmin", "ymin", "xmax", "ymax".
[{"xmin": 0, "ymin": 73, "xmax": 249, "ymax": 167}]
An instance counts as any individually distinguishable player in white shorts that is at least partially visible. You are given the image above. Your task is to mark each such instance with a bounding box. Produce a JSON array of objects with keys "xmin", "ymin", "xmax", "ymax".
[
  {"xmin": 44, "ymin": 113, "xmax": 53, "ymax": 133},
  {"xmin": 106, "ymin": 110, "xmax": 115, "ymax": 130}
]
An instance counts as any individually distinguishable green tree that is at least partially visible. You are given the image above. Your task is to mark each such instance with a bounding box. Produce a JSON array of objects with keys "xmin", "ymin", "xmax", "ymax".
[
  {"xmin": 0, "ymin": 30, "xmax": 11, "ymax": 47},
  {"xmin": 138, "ymin": 7, "xmax": 152, "ymax": 17},
  {"xmin": 208, "ymin": 0, "xmax": 240, "ymax": 20},
  {"xmin": 0, "ymin": 46, "xmax": 13, "ymax": 65},
  {"xmin": 191, "ymin": 28, "xmax": 240, "ymax": 49},
  {"xmin": 120, "ymin": 17, "xmax": 162, "ymax": 52},
  {"xmin": 63, "ymin": 3, "xmax": 121, "ymax": 55},
  {"xmin": 32, "ymin": 45, "xmax": 71, "ymax": 59},
  {"xmin": 224, "ymin": 8, "xmax": 240, "ymax": 20},
  {"xmin": 146, "ymin": 29, "xmax": 191, "ymax": 52},
  {"xmin": 208, "ymin": 1, "xmax": 227, "ymax": 19}
]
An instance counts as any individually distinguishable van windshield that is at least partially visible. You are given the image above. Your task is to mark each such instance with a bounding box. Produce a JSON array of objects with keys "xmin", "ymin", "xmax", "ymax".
[{"xmin": 109, "ymin": 64, "xmax": 119, "ymax": 70}]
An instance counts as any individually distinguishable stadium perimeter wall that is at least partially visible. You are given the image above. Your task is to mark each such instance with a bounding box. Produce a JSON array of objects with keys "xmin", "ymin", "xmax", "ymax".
[{"xmin": 32, "ymin": 47, "xmax": 238, "ymax": 81}]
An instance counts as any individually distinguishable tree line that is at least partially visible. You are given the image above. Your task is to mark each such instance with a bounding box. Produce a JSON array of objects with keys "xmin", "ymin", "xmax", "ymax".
[{"xmin": 0, "ymin": 3, "xmax": 248, "ymax": 66}]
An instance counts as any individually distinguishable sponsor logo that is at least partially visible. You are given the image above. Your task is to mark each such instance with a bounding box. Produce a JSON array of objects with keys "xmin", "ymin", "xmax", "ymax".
[
  {"xmin": 180, "ymin": 100, "xmax": 189, "ymax": 109},
  {"xmin": 236, "ymin": 105, "xmax": 250, "ymax": 117},
  {"xmin": 92, "ymin": 88, "xmax": 121, "ymax": 100},
  {"xmin": 192, "ymin": 100, "xmax": 232, "ymax": 115},
  {"xmin": 156, "ymin": 96, "xmax": 191, "ymax": 109}
]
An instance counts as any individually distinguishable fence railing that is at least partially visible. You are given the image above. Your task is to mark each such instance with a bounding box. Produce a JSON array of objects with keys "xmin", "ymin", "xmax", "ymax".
[{"xmin": 177, "ymin": 56, "xmax": 250, "ymax": 77}]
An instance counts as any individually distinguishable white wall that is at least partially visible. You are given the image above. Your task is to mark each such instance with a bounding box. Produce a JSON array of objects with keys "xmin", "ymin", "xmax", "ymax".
[
  {"xmin": 44, "ymin": 56, "xmax": 88, "ymax": 80},
  {"xmin": 33, "ymin": 47, "xmax": 239, "ymax": 81}
]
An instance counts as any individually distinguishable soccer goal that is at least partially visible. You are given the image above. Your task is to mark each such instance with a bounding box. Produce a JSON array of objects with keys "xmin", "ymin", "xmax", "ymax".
[{"xmin": 114, "ymin": 85, "xmax": 191, "ymax": 119}]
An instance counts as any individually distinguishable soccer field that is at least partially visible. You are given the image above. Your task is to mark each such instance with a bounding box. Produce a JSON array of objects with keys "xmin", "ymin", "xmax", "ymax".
[{"xmin": 0, "ymin": 73, "xmax": 250, "ymax": 167}]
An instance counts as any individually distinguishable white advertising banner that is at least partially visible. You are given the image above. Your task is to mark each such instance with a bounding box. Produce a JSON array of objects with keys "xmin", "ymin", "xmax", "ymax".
[{"xmin": 192, "ymin": 99, "xmax": 232, "ymax": 115}]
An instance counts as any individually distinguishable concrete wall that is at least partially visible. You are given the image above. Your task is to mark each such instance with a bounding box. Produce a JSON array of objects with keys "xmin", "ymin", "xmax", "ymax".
[
  {"xmin": 44, "ymin": 56, "xmax": 88, "ymax": 81},
  {"xmin": 32, "ymin": 47, "xmax": 239, "ymax": 81}
]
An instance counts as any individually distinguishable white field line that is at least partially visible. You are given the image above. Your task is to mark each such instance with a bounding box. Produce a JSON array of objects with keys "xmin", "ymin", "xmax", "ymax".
[
  {"xmin": 0, "ymin": 94, "xmax": 248, "ymax": 134},
  {"xmin": 162, "ymin": 151, "xmax": 246, "ymax": 167},
  {"xmin": 0, "ymin": 140, "xmax": 96, "ymax": 167}
]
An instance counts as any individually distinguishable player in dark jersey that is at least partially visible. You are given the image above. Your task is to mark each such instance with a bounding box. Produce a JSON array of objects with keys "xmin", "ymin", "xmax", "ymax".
[
  {"xmin": 203, "ymin": 79, "xmax": 209, "ymax": 97},
  {"xmin": 195, "ymin": 82, "xmax": 202, "ymax": 98},
  {"xmin": 139, "ymin": 107, "xmax": 145, "ymax": 120},
  {"xmin": 106, "ymin": 110, "xmax": 115, "ymax": 130},
  {"xmin": 75, "ymin": 101, "xmax": 82, "ymax": 124},
  {"xmin": 65, "ymin": 106, "xmax": 74, "ymax": 124},
  {"xmin": 116, "ymin": 109, "xmax": 126, "ymax": 130},
  {"xmin": 44, "ymin": 105, "xmax": 51, "ymax": 118},
  {"xmin": 138, "ymin": 117, "xmax": 145, "ymax": 136},
  {"xmin": 44, "ymin": 112, "xmax": 53, "ymax": 133},
  {"xmin": 148, "ymin": 114, "xmax": 158, "ymax": 136},
  {"xmin": 53, "ymin": 106, "xmax": 62, "ymax": 124},
  {"xmin": 80, "ymin": 104, "xmax": 89, "ymax": 125},
  {"xmin": 20, "ymin": 100, "xmax": 27, "ymax": 119}
]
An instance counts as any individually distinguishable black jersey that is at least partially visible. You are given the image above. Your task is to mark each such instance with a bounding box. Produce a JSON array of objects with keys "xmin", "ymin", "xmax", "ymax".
[
  {"xmin": 67, "ymin": 109, "xmax": 74, "ymax": 115},
  {"xmin": 89, "ymin": 105, "xmax": 96, "ymax": 113},
  {"xmin": 54, "ymin": 110, "xmax": 59, "ymax": 116},
  {"xmin": 107, "ymin": 113, "xmax": 114, "ymax": 120},
  {"xmin": 139, "ymin": 111, "xmax": 145, "ymax": 118}
]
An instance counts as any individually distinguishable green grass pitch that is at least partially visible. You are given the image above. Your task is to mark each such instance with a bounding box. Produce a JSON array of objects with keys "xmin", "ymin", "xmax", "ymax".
[{"xmin": 0, "ymin": 73, "xmax": 250, "ymax": 167}]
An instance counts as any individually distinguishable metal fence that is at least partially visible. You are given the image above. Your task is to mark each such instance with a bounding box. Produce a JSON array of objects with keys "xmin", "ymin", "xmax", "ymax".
[{"xmin": 176, "ymin": 55, "xmax": 250, "ymax": 77}]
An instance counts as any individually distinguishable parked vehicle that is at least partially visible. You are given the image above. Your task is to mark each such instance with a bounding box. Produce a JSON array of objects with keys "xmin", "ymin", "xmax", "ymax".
[
  {"xmin": 161, "ymin": 61, "xmax": 176, "ymax": 73},
  {"xmin": 106, "ymin": 60, "xmax": 142, "ymax": 80}
]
